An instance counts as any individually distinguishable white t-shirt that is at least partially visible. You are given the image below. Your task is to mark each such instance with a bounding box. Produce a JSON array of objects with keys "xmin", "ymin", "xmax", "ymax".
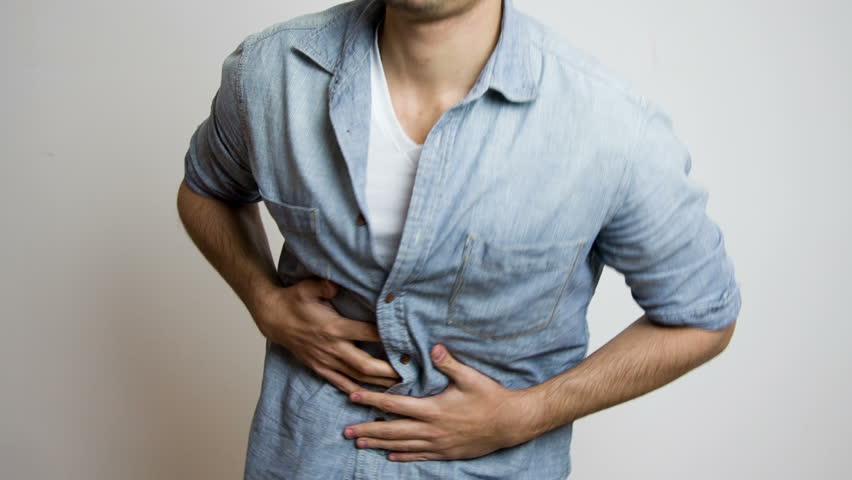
[{"xmin": 365, "ymin": 23, "xmax": 424, "ymax": 269}]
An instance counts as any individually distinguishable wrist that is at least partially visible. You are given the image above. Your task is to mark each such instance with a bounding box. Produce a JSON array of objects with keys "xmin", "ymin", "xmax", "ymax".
[
  {"xmin": 242, "ymin": 275, "xmax": 283, "ymax": 320},
  {"xmin": 501, "ymin": 386, "xmax": 556, "ymax": 446},
  {"xmin": 517, "ymin": 380, "xmax": 580, "ymax": 439}
]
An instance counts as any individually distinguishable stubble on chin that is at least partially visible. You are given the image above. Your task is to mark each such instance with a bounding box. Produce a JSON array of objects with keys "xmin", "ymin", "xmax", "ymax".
[{"xmin": 383, "ymin": 0, "xmax": 483, "ymax": 22}]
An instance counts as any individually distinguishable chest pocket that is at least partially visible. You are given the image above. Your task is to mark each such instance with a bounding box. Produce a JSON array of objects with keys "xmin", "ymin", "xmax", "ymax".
[
  {"xmin": 263, "ymin": 197, "xmax": 319, "ymax": 236},
  {"xmin": 448, "ymin": 232, "xmax": 585, "ymax": 340},
  {"xmin": 262, "ymin": 196, "xmax": 322, "ymax": 284}
]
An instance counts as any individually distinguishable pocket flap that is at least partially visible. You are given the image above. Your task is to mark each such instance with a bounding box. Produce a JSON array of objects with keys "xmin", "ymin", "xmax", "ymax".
[
  {"xmin": 463, "ymin": 233, "xmax": 585, "ymax": 273},
  {"xmin": 262, "ymin": 197, "xmax": 318, "ymax": 235}
]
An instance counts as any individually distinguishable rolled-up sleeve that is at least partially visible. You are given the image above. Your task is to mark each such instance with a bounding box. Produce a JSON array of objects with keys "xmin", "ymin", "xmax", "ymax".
[
  {"xmin": 594, "ymin": 104, "xmax": 741, "ymax": 330},
  {"xmin": 183, "ymin": 38, "xmax": 261, "ymax": 204}
]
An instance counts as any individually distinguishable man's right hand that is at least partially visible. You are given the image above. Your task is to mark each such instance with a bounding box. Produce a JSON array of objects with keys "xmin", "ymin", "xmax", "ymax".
[{"xmin": 249, "ymin": 277, "xmax": 401, "ymax": 395}]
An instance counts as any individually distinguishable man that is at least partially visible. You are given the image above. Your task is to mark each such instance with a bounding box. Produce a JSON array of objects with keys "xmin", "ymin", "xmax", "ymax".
[{"xmin": 176, "ymin": 0, "xmax": 741, "ymax": 478}]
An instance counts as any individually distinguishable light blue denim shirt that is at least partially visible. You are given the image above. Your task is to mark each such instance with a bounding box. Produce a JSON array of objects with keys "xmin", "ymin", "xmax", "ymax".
[{"xmin": 183, "ymin": 0, "xmax": 742, "ymax": 478}]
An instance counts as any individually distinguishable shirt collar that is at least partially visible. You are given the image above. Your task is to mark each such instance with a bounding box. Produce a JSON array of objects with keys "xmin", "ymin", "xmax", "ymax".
[{"xmin": 292, "ymin": 0, "xmax": 540, "ymax": 103}]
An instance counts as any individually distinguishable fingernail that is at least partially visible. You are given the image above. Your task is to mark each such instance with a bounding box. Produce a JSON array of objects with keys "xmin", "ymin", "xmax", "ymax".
[
  {"xmin": 344, "ymin": 428, "xmax": 353, "ymax": 438},
  {"xmin": 432, "ymin": 345, "xmax": 445, "ymax": 362},
  {"xmin": 350, "ymin": 392, "xmax": 361, "ymax": 402}
]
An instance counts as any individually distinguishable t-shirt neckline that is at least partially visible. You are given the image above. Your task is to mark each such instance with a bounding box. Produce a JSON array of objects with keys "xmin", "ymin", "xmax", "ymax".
[{"xmin": 372, "ymin": 21, "xmax": 424, "ymax": 152}]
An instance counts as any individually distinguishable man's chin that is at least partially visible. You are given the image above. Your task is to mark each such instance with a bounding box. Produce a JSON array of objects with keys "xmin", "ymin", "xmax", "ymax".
[{"xmin": 384, "ymin": 0, "xmax": 482, "ymax": 22}]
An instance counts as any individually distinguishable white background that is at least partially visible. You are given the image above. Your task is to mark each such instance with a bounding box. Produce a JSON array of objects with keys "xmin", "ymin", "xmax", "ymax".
[{"xmin": 2, "ymin": 1, "xmax": 850, "ymax": 478}]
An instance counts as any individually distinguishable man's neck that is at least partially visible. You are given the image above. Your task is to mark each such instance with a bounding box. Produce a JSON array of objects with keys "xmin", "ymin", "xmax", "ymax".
[{"xmin": 378, "ymin": 0, "xmax": 503, "ymax": 110}]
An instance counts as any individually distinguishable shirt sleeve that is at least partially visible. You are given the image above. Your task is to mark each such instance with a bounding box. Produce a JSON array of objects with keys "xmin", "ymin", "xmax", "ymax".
[
  {"xmin": 183, "ymin": 38, "xmax": 261, "ymax": 204},
  {"xmin": 594, "ymin": 104, "xmax": 741, "ymax": 330}
]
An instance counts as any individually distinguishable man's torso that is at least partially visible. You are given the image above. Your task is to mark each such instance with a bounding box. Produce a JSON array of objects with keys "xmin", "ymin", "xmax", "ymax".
[{"xmin": 231, "ymin": 1, "xmax": 653, "ymax": 478}]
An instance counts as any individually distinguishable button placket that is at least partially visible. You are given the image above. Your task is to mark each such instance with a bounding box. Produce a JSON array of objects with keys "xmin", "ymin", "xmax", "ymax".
[
  {"xmin": 370, "ymin": 117, "xmax": 455, "ymax": 408},
  {"xmin": 381, "ymin": 292, "xmax": 413, "ymax": 368}
]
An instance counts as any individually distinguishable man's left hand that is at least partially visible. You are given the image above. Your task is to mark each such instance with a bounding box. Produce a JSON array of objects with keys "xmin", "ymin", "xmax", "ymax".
[{"xmin": 342, "ymin": 344, "xmax": 541, "ymax": 462}]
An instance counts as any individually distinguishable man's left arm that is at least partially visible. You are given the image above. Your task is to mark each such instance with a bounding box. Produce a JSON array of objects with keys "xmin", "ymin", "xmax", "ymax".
[
  {"xmin": 522, "ymin": 101, "xmax": 743, "ymax": 439},
  {"xmin": 343, "ymin": 315, "xmax": 735, "ymax": 461},
  {"xmin": 518, "ymin": 314, "xmax": 735, "ymax": 442}
]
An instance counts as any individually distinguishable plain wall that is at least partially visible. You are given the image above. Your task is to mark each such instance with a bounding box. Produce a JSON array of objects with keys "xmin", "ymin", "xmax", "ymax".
[{"xmin": 2, "ymin": 0, "xmax": 850, "ymax": 478}]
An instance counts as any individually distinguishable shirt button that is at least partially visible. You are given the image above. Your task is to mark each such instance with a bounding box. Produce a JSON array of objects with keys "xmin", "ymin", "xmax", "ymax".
[
  {"xmin": 399, "ymin": 353, "xmax": 411, "ymax": 364},
  {"xmin": 356, "ymin": 213, "xmax": 366, "ymax": 226},
  {"xmin": 385, "ymin": 292, "xmax": 396, "ymax": 303}
]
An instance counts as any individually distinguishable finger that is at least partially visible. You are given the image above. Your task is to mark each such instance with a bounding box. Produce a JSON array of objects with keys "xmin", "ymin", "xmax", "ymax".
[
  {"xmin": 359, "ymin": 377, "xmax": 398, "ymax": 388},
  {"xmin": 333, "ymin": 316, "xmax": 383, "ymax": 342},
  {"xmin": 387, "ymin": 452, "xmax": 444, "ymax": 462},
  {"xmin": 310, "ymin": 347, "xmax": 398, "ymax": 387},
  {"xmin": 430, "ymin": 344, "xmax": 479, "ymax": 390},
  {"xmin": 355, "ymin": 437, "xmax": 433, "ymax": 452},
  {"xmin": 349, "ymin": 390, "xmax": 433, "ymax": 419},
  {"xmin": 331, "ymin": 360, "xmax": 399, "ymax": 388},
  {"xmin": 345, "ymin": 418, "xmax": 434, "ymax": 440},
  {"xmin": 315, "ymin": 366, "xmax": 362, "ymax": 395},
  {"xmin": 295, "ymin": 277, "xmax": 339, "ymax": 301},
  {"xmin": 337, "ymin": 342, "xmax": 401, "ymax": 379}
]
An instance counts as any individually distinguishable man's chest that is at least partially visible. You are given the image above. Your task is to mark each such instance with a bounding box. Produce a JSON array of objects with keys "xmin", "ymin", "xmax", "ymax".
[
  {"xmin": 245, "ymin": 83, "xmax": 622, "ymax": 345},
  {"xmin": 253, "ymin": 89, "xmax": 624, "ymax": 252}
]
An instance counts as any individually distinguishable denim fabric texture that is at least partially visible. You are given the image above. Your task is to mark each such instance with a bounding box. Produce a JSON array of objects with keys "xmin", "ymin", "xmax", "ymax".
[{"xmin": 183, "ymin": 0, "xmax": 742, "ymax": 478}]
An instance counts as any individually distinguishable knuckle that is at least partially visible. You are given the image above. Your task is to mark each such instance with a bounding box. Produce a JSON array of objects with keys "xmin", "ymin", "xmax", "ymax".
[
  {"xmin": 291, "ymin": 284, "xmax": 309, "ymax": 302},
  {"xmin": 318, "ymin": 342, "xmax": 338, "ymax": 357},
  {"xmin": 380, "ymin": 398, "xmax": 396, "ymax": 412},
  {"xmin": 422, "ymin": 428, "xmax": 440, "ymax": 442},
  {"xmin": 353, "ymin": 359, "xmax": 371, "ymax": 374},
  {"xmin": 420, "ymin": 405, "xmax": 441, "ymax": 421},
  {"xmin": 352, "ymin": 360, "xmax": 371, "ymax": 374},
  {"xmin": 310, "ymin": 350, "xmax": 330, "ymax": 366},
  {"xmin": 371, "ymin": 440, "xmax": 389, "ymax": 449},
  {"xmin": 319, "ymin": 322, "xmax": 339, "ymax": 338},
  {"xmin": 431, "ymin": 431, "xmax": 451, "ymax": 448}
]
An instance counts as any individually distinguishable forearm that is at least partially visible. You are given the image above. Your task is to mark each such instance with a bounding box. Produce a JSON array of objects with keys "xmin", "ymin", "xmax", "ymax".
[
  {"xmin": 176, "ymin": 179, "xmax": 279, "ymax": 317},
  {"xmin": 521, "ymin": 314, "xmax": 736, "ymax": 438}
]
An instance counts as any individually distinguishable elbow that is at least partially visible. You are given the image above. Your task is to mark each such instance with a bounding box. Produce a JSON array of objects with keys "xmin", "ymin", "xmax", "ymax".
[
  {"xmin": 177, "ymin": 178, "xmax": 192, "ymax": 207},
  {"xmin": 710, "ymin": 318, "xmax": 737, "ymax": 356},
  {"xmin": 177, "ymin": 179, "xmax": 191, "ymax": 219}
]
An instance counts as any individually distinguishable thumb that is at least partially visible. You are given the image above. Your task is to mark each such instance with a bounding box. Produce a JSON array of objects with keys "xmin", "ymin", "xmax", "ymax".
[
  {"xmin": 320, "ymin": 278, "xmax": 340, "ymax": 299},
  {"xmin": 431, "ymin": 344, "xmax": 475, "ymax": 389},
  {"xmin": 298, "ymin": 277, "xmax": 339, "ymax": 300}
]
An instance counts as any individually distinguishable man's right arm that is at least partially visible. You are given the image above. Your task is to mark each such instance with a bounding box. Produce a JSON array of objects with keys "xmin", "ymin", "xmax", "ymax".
[
  {"xmin": 178, "ymin": 37, "xmax": 401, "ymax": 392},
  {"xmin": 176, "ymin": 179, "xmax": 279, "ymax": 324},
  {"xmin": 176, "ymin": 179, "xmax": 401, "ymax": 391}
]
